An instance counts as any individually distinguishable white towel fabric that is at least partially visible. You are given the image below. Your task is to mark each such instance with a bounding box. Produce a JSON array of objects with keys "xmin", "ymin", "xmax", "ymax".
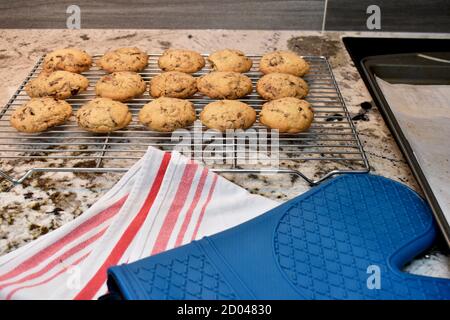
[{"xmin": 0, "ymin": 147, "xmax": 277, "ymax": 300}]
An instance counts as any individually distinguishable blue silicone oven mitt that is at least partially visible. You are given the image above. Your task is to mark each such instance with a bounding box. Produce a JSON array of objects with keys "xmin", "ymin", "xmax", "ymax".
[{"xmin": 107, "ymin": 174, "xmax": 450, "ymax": 299}]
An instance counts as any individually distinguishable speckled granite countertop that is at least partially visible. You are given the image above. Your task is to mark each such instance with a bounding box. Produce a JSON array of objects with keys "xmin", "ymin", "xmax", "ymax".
[{"xmin": 0, "ymin": 29, "xmax": 449, "ymax": 278}]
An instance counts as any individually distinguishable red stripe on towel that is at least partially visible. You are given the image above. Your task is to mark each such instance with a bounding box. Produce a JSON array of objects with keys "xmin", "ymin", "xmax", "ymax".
[
  {"xmin": 174, "ymin": 167, "xmax": 209, "ymax": 247},
  {"xmin": 151, "ymin": 163, "xmax": 199, "ymax": 255},
  {"xmin": 0, "ymin": 195, "xmax": 128, "ymax": 283},
  {"xmin": 191, "ymin": 175, "xmax": 218, "ymax": 241},
  {"xmin": 7, "ymin": 252, "xmax": 89, "ymax": 300},
  {"xmin": 0, "ymin": 227, "xmax": 107, "ymax": 291},
  {"xmin": 74, "ymin": 152, "xmax": 171, "ymax": 300}
]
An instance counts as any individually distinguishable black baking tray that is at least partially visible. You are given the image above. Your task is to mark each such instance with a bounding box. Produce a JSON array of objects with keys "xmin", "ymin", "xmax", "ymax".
[{"xmin": 360, "ymin": 52, "xmax": 450, "ymax": 247}]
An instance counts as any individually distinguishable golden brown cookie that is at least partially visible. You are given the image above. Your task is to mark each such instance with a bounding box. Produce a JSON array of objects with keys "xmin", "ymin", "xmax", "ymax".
[
  {"xmin": 96, "ymin": 71, "xmax": 146, "ymax": 102},
  {"xmin": 259, "ymin": 51, "xmax": 310, "ymax": 77},
  {"xmin": 138, "ymin": 97, "xmax": 196, "ymax": 132},
  {"xmin": 197, "ymin": 72, "xmax": 253, "ymax": 99},
  {"xmin": 43, "ymin": 48, "xmax": 92, "ymax": 73},
  {"xmin": 149, "ymin": 71, "xmax": 197, "ymax": 98},
  {"xmin": 98, "ymin": 47, "xmax": 148, "ymax": 73},
  {"xmin": 256, "ymin": 73, "xmax": 309, "ymax": 100},
  {"xmin": 10, "ymin": 98, "xmax": 72, "ymax": 133},
  {"xmin": 76, "ymin": 98, "xmax": 132, "ymax": 133},
  {"xmin": 208, "ymin": 49, "xmax": 253, "ymax": 73},
  {"xmin": 259, "ymin": 97, "xmax": 314, "ymax": 133},
  {"xmin": 158, "ymin": 49, "xmax": 205, "ymax": 73},
  {"xmin": 200, "ymin": 100, "xmax": 256, "ymax": 131},
  {"xmin": 25, "ymin": 71, "xmax": 89, "ymax": 100}
]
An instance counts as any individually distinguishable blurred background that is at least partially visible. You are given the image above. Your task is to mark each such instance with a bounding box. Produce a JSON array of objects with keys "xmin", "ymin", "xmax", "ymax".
[{"xmin": 0, "ymin": 0, "xmax": 449, "ymax": 32}]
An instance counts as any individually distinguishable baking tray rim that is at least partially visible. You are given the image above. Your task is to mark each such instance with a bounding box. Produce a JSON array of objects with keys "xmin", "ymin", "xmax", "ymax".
[{"xmin": 361, "ymin": 53, "xmax": 450, "ymax": 247}]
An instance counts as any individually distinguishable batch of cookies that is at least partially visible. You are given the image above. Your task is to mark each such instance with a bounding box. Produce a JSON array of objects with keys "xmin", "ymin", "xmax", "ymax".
[{"xmin": 10, "ymin": 47, "xmax": 314, "ymax": 134}]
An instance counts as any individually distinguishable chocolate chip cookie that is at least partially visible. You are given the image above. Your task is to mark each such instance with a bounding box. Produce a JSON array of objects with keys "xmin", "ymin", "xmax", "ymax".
[
  {"xmin": 197, "ymin": 72, "xmax": 253, "ymax": 99},
  {"xmin": 98, "ymin": 47, "xmax": 148, "ymax": 73},
  {"xmin": 96, "ymin": 71, "xmax": 146, "ymax": 102},
  {"xmin": 259, "ymin": 51, "xmax": 310, "ymax": 77},
  {"xmin": 149, "ymin": 71, "xmax": 197, "ymax": 98},
  {"xmin": 208, "ymin": 49, "xmax": 253, "ymax": 73},
  {"xmin": 25, "ymin": 70, "xmax": 89, "ymax": 100},
  {"xmin": 43, "ymin": 48, "xmax": 92, "ymax": 73},
  {"xmin": 76, "ymin": 98, "xmax": 132, "ymax": 133},
  {"xmin": 200, "ymin": 100, "xmax": 256, "ymax": 131},
  {"xmin": 256, "ymin": 73, "xmax": 309, "ymax": 100},
  {"xmin": 158, "ymin": 49, "xmax": 205, "ymax": 73},
  {"xmin": 139, "ymin": 97, "xmax": 196, "ymax": 132},
  {"xmin": 259, "ymin": 97, "xmax": 314, "ymax": 133},
  {"xmin": 10, "ymin": 98, "xmax": 72, "ymax": 133}
]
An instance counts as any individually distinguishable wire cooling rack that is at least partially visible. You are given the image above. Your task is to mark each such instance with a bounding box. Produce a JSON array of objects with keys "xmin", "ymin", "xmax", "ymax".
[{"xmin": 0, "ymin": 54, "xmax": 369, "ymax": 186}]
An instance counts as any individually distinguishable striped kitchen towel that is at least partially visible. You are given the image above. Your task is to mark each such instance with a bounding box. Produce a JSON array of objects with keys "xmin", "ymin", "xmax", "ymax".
[{"xmin": 0, "ymin": 147, "xmax": 277, "ymax": 300}]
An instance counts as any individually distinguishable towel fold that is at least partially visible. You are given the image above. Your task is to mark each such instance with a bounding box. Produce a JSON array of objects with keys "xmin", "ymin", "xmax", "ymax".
[{"xmin": 0, "ymin": 147, "xmax": 277, "ymax": 299}]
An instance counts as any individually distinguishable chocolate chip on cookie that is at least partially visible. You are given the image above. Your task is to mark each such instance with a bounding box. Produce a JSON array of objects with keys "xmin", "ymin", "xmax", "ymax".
[
  {"xmin": 197, "ymin": 71, "xmax": 253, "ymax": 99},
  {"xmin": 96, "ymin": 71, "xmax": 146, "ymax": 102},
  {"xmin": 200, "ymin": 100, "xmax": 256, "ymax": 131},
  {"xmin": 259, "ymin": 51, "xmax": 310, "ymax": 77},
  {"xmin": 138, "ymin": 97, "xmax": 196, "ymax": 132},
  {"xmin": 25, "ymin": 70, "xmax": 89, "ymax": 100},
  {"xmin": 43, "ymin": 48, "xmax": 92, "ymax": 73},
  {"xmin": 76, "ymin": 98, "xmax": 132, "ymax": 133},
  {"xmin": 98, "ymin": 47, "xmax": 148, "ymax": 73},
  {"xmin": 208, "ymin": 49, "xmax": 253, "ymax": 73},
  {"xmin": 158, "ymin": 49, "xmax": 205, "ymax": 73},
  {"xmin": 259, "ymin": 97, "xmax": 314, "ymax": 133},
  {"xmin": 256, "ymin": 73, "xmax": 309, "ymax": 100},
  {"xmin": 10, "ymin": 98, "xmax": 72, "ymax": 133},
  {"xmin": 149, "ymin": 71, "xmax": 197, "ymax": 98}
]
